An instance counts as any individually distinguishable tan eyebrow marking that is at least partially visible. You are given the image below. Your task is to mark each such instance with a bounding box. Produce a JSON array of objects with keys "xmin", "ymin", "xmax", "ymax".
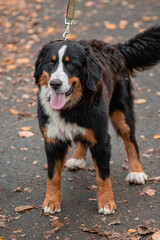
[
  {"xmin": 52, "ymin": 55, "xmax": 56, "ymax": 61},
  {"xmin": 65, "ymin": 56, "xmax": 70, "ymax": 62}
]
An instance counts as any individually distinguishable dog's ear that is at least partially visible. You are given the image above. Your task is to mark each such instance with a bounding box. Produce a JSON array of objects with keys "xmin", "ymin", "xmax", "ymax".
[
  {"xmin": 84, "ymin": 47, "xmax": 102, "ymax": 91},
  {"xmin": 34, "ymin": 54, "xmax": 44, "ymax": 85}
]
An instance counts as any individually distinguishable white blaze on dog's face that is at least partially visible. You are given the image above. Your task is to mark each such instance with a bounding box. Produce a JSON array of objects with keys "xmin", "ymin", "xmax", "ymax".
[{"xmin": 49, "ymin": 45, "xmax": 70, "ymax": 93}]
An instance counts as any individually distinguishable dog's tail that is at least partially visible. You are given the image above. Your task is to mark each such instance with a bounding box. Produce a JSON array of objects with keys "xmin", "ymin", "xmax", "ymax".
[{"xmin": 117, "ymin": 26, "xmax": 160, "ymax": 73}]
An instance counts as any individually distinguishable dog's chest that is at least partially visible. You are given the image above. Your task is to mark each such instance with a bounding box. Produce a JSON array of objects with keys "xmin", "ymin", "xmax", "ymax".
[{"xmin": 46, "ymin": 111, "xmax": 86, "ymax": 142}]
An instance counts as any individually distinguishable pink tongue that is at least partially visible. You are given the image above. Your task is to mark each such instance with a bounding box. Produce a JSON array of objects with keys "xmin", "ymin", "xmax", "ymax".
[{"xmin": 50, "ymin": 92, "xmax": 66, "ymax": 110}]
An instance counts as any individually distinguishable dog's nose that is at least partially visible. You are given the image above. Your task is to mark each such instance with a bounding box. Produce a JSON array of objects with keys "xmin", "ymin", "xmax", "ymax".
[{"xmin": 50, "ymin": 79, "xmax": 62, "ymax": 90}]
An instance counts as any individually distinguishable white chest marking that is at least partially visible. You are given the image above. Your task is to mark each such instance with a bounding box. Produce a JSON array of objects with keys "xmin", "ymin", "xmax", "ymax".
[
  {"xmin": 47, "ymin": 111, "xmax": 86, "ymax": 142},
  {"xmin": 39, "ymin": 85, "xmax": 86, "ymax": 142}
]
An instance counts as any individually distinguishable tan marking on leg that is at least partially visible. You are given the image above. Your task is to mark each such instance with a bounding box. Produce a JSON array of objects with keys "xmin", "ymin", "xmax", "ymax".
[
  {"xmin": 42, "ymin": 160, "xmax": 63, "ymax": 213},
  {"xmin": 111, "ymin": 110, "xmax": 144, "ymax": 173},
  {"xmin": 79, "ymin": 129, "xmax": 97, "ymax": 146},
  {"xmin": 65, "ymin": 56, "xmax": 70, "ymax": 62},
  {"xmin": 94, "ymin": 160, "xmax": 116, "ymax": 214},
  {"xmin": 71, "ymin": 142, "xmax": 87, "ymax": 159},
  {"xmin": 52, "ymin": 55, "xmax": 56, "ymax": 61},
  {"xmin": 42, "ymin": 127, "xmax": 58, "ymax": 145},
  {"xmin": 39, "ymin": 70, "xmax": 50, "ymax": 87}
]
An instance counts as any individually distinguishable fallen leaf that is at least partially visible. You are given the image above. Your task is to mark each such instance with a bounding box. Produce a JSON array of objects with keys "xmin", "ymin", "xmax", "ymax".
[
  {"xmin": 87, "ymin": 185, "xmax": 97, "ymax": 191},
  {"xmin": 156, "ymin": 91, "xmax": 160, "ymax": 96},
  {"xmin": 84, "ymin": 166, "xmax": 95, "ymax": 171},
  {"xmin": 140, "ymin": 187, "xmax": 156, "ymax": 196},
  {"xmin": 51, "ymin": 220, "xmax": 64, "ymax": 228},
  {"xmin": 20, "ymin": 126, "xmax": 31, "ymax": 131},
  {"xmin": 10, "ymin": 108, "xmax": 19, "ymax": 115},
  {"xmin": 128, "ymin": 229, "xmax": 137, "ymax": 233},
  {"xmin": 22, "ymin": 94, "xmax": 30, "ymax": 99},
  {"xmin": 148, "ymin": 176, "xmax": 160, "ymax": 183},
  {"xmin": 44, "ymin": 27, "xmax": 55, "ymax": 35},
  {"xmin": 16, "ymin": 58, "xmax": 30, "ymax": 64},
  {"xmin": 153, "ymin": 134, "xmax": 160, "ymax": 140},
  {"xmin": 85, "ymin": 1, "xmax": 94, "ymax": 7},
  {"xmin": 145, "ymin": 188, "xmax": 156, "ymax": 196},
  {"xmin": 108, "ymin": 220, "xmax": 122, "ymax": 226},
  {"xmin": 134, "ymin": 99, "xmax": 147, "ymax": 104},
  {"xmin": 68, "ymin": 34, "xmax": 76, "ymax": 40},
  {"xmin": 104, "ymin": 22, "xmax": 117, "ymax": 30},
  {"xmin": 44, "ymin": 228, "xmax": 59, "ymax": 239},
  {"xmin": 7, "ymin": 64, "xmax": 18, "ymax": 70},
  {"xmin": 14, "ymin": 205, "xmax": 34, "ymax": 212},
  {"xmin": 43, "ymin": 163, "xmax": 48, "ymax": 170},
  {"xmin": 152, "ymin": 230, "xmax": 160, "ymax": 240},
  {"xmin": 18, "ymin": 131, "xmax": 34, "ymax": 138},
  {"xmin": 119, "ymin": 20, "xmax": 128, "ymax": 29},
  {"xmin": 138, "ymin": 225, "xmax": 157, "ymax": 235},
  {"xmin": 14, "ymin": 187, "xmax": 23, "ymax": 192}
]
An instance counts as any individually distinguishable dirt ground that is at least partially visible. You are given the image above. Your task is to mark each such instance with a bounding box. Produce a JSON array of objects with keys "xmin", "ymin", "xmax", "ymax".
[{"xmin": 0, "ymin": 0, "xmax": 160, "ymax": 239}]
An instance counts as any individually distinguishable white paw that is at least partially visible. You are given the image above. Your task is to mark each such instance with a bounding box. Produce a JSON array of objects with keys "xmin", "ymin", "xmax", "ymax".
[
  {"xmin": 43, "ymin": 206, "xmax": 61, "ymax": 214},
  {"xmin": 125, "ymin": 172, "xmax": 148, "ymax": 184},
  {"xmin": 98, "ymin": 207, "xmax": 115, "ymax": 215},
  {"xmin": 65, "ymin": 158, "xmax": 86, "ymax": 170}
]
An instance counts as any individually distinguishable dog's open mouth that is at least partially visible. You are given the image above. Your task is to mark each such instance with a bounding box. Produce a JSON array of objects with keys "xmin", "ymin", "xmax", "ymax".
[{"xmin": 49, "ymin": 83, "xmax": 75, "ymax": 110}]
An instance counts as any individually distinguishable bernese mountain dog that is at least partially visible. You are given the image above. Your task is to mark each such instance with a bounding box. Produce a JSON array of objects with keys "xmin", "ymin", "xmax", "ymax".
[{"xmin": 34, "ymin": 26, "xmax": 160, "ymax": 215}]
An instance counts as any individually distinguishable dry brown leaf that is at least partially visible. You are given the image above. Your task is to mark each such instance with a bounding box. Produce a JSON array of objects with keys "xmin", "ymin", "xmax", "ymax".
[
  {"xmin": 140, "ymin": 187, "xmax": 156, "ymax": 196},
  {"xmin": 14, "ymin": 187, "xmax": 23, "ymax": 192},
  {"xmin": 10, "ymin": 108, "xmax": 19, "ymax": 115},
  {"xmin": 14, "ymin": 205, "xmax": 34, "ymax": 212},
  {"xmin": 108, "ymin": 220, "xmax": 122, "ymax": 226},
  {"xmin": 145, "ymin": 188, "xmax": 156, "ymax": 196},
  {"xmin": 152, "ymin": 230, "xmax": 160, "ymax": 240},
  {"xmin": 138, "ymin": 225, "xmax": 157, "ymax": 235},
  {"xmin": 43, "ymin": 163, "xmax": 48, "ymax": 170},
  {"xmin": 148, "ymin": 176, "xmax": 160, "ymax": 183},
  {"xmin": 44, "ymin": 27, "xmax": 55, "ymax": 35},
  {"xmin": 85, "ymin": 1, "xmax": 94, "ymax": 7},
  {"xmin": 153, "ymin": 134, "xmax": 160, "ymax": 140},
  {"xmin": 22, "ymin": 94, "xmax": 30, "ymax": 99},
  {"xmin": 87, "ymin": 185, "xmax": 97, "ymax": 191},
  {"xmin": 128, "ymin": 229, "xmax": 137, "ymax": 233},
  {"xmin": 7, "ymin": 64, "xmax": 18, "ymax": 70},
  {"xmin": 69, "ymin": 34, "xmax": 76, "ymax": 40},
  {"xmin": 104, "ymin": 22, "xmax": 117, "ymax": 30},
  {"xmin": 119, "ymin": 20, "xmax": 128, "ymax": 29},
  {"xmin": 20, "ymin": 126, "xmax": 31, "ymax": 131},
  {"xmin": 134, "ymin": 99, "xmax": 147, "ymax": 104},
  {"xmin": 51, "ymin": 220, "xmax": 64, "ymax": 228},
  {"xmin": 44, "ymin": 228, "xmax": 59, "ymax": 239},
  {"xmin": 18, "ymin": 131, "xmax": 34, "ymax": 138},
  {"xmin": 156, "ymin": 91, "xmax": 160, "ymax": 96},
  {"xmin": 0, "ymin": 237, "xmax": 5, "ymax": 240},
  {"xmin": 16, "ymin": 58, "xmax": 30, "ymax": 64}
]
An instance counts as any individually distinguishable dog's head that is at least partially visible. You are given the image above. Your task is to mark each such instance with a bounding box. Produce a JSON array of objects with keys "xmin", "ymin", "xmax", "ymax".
[{"xmin": 34, "ymin": 40, "xmax": 102, "ymax": 110}]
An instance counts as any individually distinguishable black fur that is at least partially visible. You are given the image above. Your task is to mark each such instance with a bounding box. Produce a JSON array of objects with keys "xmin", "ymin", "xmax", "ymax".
[
  {"xmin": 117, "ymin": 26, "xmax": 160, "ymax": 72},
  {"xmin": 35, "ymin": 26, "xmax": 160, "ymax": 212}
]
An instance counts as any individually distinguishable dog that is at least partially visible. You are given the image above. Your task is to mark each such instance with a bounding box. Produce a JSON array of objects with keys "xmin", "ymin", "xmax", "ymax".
[{"xmin": 34, "ymin": 26, "xmax": 160, "ymax": 215}]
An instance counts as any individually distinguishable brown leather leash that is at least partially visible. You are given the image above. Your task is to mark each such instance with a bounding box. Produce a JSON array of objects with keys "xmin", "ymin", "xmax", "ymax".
[{"xmin": 63, "ymin": 0, "xmax": 75, "ymax": 40}]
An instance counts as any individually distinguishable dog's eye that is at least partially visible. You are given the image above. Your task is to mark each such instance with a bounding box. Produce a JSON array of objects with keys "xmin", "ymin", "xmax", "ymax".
[
  {"xmin": 66, "ymin": 62, "xmax": 73, "ymax": 68},
  {"xmin": 49, "ymin": 61, "xmax": 55, "ymax": 67}
]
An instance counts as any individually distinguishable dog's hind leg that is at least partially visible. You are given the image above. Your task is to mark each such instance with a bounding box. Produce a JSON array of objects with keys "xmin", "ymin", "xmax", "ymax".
[
  {"xmin": 65, "ymin": 142, "xmax": 87, "ymax": 170},
  {"xmin": 110, "ymin": 108, "xmax": 148, "ymax": 184}
]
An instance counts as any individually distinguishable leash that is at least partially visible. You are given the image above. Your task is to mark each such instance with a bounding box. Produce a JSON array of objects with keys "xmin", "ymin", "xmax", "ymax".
[{"xmin": 63, "ymin": 0, "xmax": 75, "ymax": 40}]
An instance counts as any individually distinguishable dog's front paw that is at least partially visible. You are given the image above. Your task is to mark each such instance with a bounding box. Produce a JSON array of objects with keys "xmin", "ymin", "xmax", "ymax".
[
  {"xmin": 125, "ymin": 172, "xmax": 148, "ymax": 184},
  {"xmin": 65, "ymin": 158, "xmax": 86, "ymax": 170},
  {"xmin": 98, "ymin": 199, "xmax": 117, "ymax": 215},
  {"xmin": 42, "ymin": 192, "xmax": 61, "ymax": 214}
]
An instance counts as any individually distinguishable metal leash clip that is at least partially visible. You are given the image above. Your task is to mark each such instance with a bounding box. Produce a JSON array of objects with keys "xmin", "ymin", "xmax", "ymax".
[{"xmin": 63, "ymin": 18, "xmax": 73, "ymax": 40}]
